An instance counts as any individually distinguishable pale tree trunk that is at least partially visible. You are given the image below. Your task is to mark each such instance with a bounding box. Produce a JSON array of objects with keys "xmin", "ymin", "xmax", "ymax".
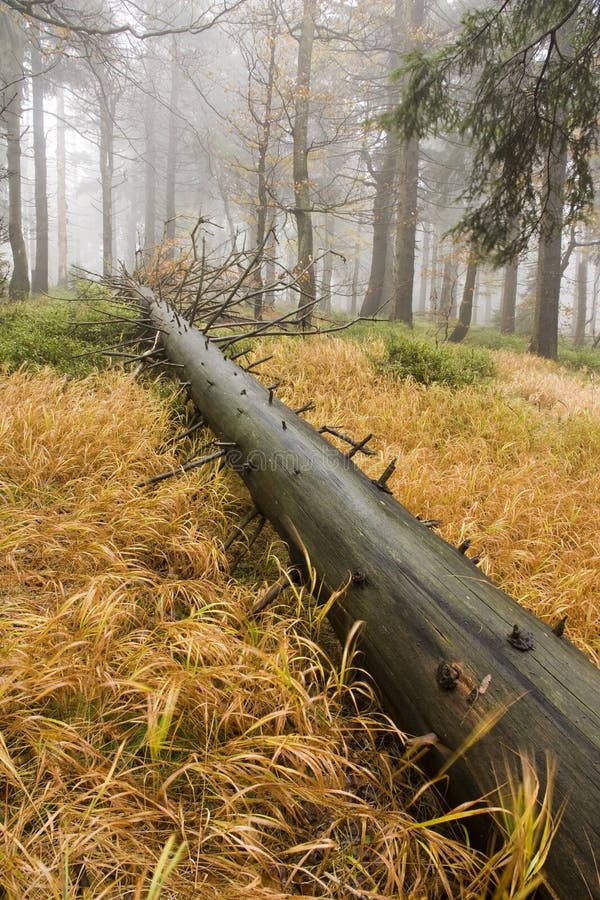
[
  {"xmin": 164, "ymin": 36, "xmax": 179, "ymax": 258},
  {"xmin": 391, "ymin": 0, "xmax": 425, "ymax": 325},
  {"xmin": 417, "ymin": 224, "xmax": 431, "ymax": 314},
  {"xmin": 31, "ymin": 42, "xmax": 48, "ymax": 294},
  {"xmin": 99, "ymin": 94, "xmax": 115, "ymax": 278},
  {"xmin": 292, "ymin": 0, "xmax": 317, "ymax": 322},
  {"xmin": 253, "ymin": 0, "xmax": 277, "ymax": 320},
  {"xmin": 143, "ymin": 86, "xmax": 156, "ymax": 259},
  {"xmin": 573, "ymin": 246, "xmax": 587, "ymax": 348},
  {"xmin": 428, "ymin": 231, "xmax": 439, "ymax": 313},
  {"xmin": 320, "ymin": 213, "xmax": 334, "ymax": 314},
  {"xmin": 449, "ymin": 253, "xmax": 478, "ymax": 342},
  {"xmin": 263, "ymin": 218, "xmax": 277, "ymax": 310},
  {"xmin": 351, "ymin": 231, "xmax": 361, "ymax": 315},
  {"xmin": 500, "ymin": 261, "xmax": 518, "ymax": 334},
  {"xmin": 56, "ymin": 84, "xmax": 68, "ymax": 285},
  {"xmin": 440, "ymin": 250, "xmax": 457, "ymax": 317},
  {"xmin": 6, "ymin": 65, "xmax": 30, "ymax": 299}
]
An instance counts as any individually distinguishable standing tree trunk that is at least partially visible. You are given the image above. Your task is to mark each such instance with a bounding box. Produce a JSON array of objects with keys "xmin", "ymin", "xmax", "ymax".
[
  {"xmin": 500, "ymin": 261, "xmax": 518, "ymax": 334},
  {"xmin": 351, "ymin": 231, "xmax": 361, "ymax": 315},
  {"xmin": 31, "ymin": 42, "xmax": 48, "ymax": 294},
  {"xmin": 573, "ymin": 246, "xmax": 587, "ymax": 348},
  {"xmin": 529, "ymin": 21, "xmax": 572, "ymax": 360},
  {"xmin": 360, "ymin": 136, "xmax": 398, "ymax": 317},
  {"xmin": 391, "ymin": 136, "xmax": 419, "ymax": 324},
  {"xmin": 417, "ymin": 223, "xmax": 431, "ymax": 314},
  {"xmin": 164, "ymin": 36, "xmax": 179, "ymax": 258},
  {"xmin": 439, "ymin": 249, "xmax": 457, "ymax": 317},
  {"xmin": 5, "ymin": 66, "xmax": 30, "ymax": 299},
  {"xmin": 253, "ymin": 1, "xmax": 277, "ymax": 320},
  {"xmin": 1, "ymin": 16, "xmax": 30, "ymax": 300},
  {"xmin": 56, "ymin": 84, "xmax": 68, "ymax": 285},
  {"xmin": 449, "ymin": 253, "xmax": 478, "ymax": 342},
  {"xmin": 99, "ymin": 94, "xmax": 115, "ymax": 278},
  {"xmin": 292, "ymin": 0, "xmax": 317, "ymax": 322},
  {"xmin": 529, "ymin": 139, "xmax": 567, "ymax": 360},
  {"xmin": 143, "ymin": 85, "xmax": 156, "ymax": 260},
  {"xmin": 390, "ymin": 0, "xmax": 425, "ymax": 325},
  {"xmin": 320, "ymin": 213, "xmax": 334, "ymax": 314}
]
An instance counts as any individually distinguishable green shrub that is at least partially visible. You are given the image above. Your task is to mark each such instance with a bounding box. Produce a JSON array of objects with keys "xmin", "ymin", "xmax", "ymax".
[
  {"xmin": 377, "ymin": 334, "xmax": 495, "ymax": 388},
  {"xmin": 0, "ymin": 293, "xmax": 134, "ymax": 377}
]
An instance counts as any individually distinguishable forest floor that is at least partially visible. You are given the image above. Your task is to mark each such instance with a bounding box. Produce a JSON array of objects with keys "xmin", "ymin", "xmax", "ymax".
[{"xmin": 1, "ymin": 303, "xmax": 599, "ymax": 897}]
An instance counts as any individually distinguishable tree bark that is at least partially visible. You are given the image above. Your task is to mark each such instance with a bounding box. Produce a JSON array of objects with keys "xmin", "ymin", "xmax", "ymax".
[
  {"xmin": 360, "ymin": 136, "xmax": 398, "ymax": 317},
  {"xmin": 31, "ymin": 42, "xmax": 48, "ymax": 294},
  {"xmin": 500, "ymin": 261, "xmax": 518, "ymax": 334},
  {"xmin": 139, "ymin": 288, "xmax": 600, "ymax": 900},
  {"xmin": 98, "ymin": 92, "xmax": 115, "ymax": 278},
  {"xmin": 449, "ymin": 254, "xmax": 478, "ymax": 343},
  {"xmin": 143, "ymin": 83, "xmax": 156, "ymax": 260},
  {"xmin": 417, "ymin": 223, "xmax": 430, "ymax": 314},
  {"xmin": 351, "ymin": 232, "xmax": 361, "ymax": 315},
  {"xmin": 4, "ymin": 48, "xmax": 30, "ymax": 299},
  {"xmin": 164, "ymin": 36, "xmax": 179, "ymax": 258},
  {"xmin": 292, "ymin": 0, "xmax": 317, "ymax": 322},
  {"xmin": 320, "ymin": 213, "xmax": 334, "ymax": 314},
  {"xmin": 573, "ymin": 246, "xmax": 587, "ymax": 348},
  {"xmin": 253, "ymin": 1, "xmax": 277, "ymax": 320},
  {"xmin": 56, "ymin": 84, "xmax": 68, "ymax": 286},
  {"xmin": 390, "ymin": 0, "xmax": 425, "ymax": 325}
]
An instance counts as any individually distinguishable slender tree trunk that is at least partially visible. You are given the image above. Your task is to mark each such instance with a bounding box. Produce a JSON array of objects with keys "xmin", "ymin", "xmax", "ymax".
[
  {"xmin": 143, "ymin": 86, "xmax": 156, "ymax": 260},
  {"xmin": 428, "ymin": 232, "xmax": 439, "ymax": 314},
  {"xmin": 390, "ymin": 0, "xmax": 425, "ymax": 325},
  {"xmin": 164, "ymin": 36, "xmax": 179, "ymax": 258},
  {"xmin": 99, "ymin": 96, "xmax": 114, "ymax": 278},
  {"xmin": 529, "ymin": 22, "xmax": 572, "ymax": 360},
  {"xmin": 440, "ymin": 251, "xmax": 456, "ymax": 317},
  {"xmin": 320, "ymin": 213, "xmax": 334, "ymax": 314},
  {"xmin": 529, "ymin": 142, "xmax": 567, "ymax": 360},
  {"xmin": 573, "ymin": 247, "xmax": 587, "ymax": 348},
  {"xmin": 500, "ymin": 261, "xmax": 518, "ymax": 334},
  {"xmin": 56, "ymin": 84, "xmax": 68, "ymax": 285},
  {"xmin": 292, "ymin": 0, "xmax": 317, "ymax": 322},
  {"xmin": 361, "ymin": 139, "xmax": 398, "ymax": 317},
  {"xmin": 6, "ymin": 68, "xmax": 30, "ymax": 299},
  {"xmin": 392, "ymin": 136, "xmax": 419, "ymax": 324},
  {"xmin": 31, "ymin": 43, "xmax": 48, "ymax": 294},
  {"xmin": 253, "ymin": 2, "xmax": 277, "ymax": 320},
  {"xmin": 449, "ymin": 254, "xmax": 478, "ymax": 342},
  {"xmin": 417, "ymin": 224, "xmax": 430, "ymax": 314},
  {"xmin": 351, "ymin": 232, "xmax": 361, "ymax": 315},
  {"xmin": 360, "ymin": 0, "xmax": 404, "ymax": 318},
  {"xmin": 263, "ymin": 218, "xmax": 276, "ymax": 310}
]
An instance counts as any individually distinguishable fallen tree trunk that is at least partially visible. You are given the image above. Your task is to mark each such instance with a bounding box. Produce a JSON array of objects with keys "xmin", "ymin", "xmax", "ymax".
[{"xmin": 141, "ymin": 289, "xmax": 599, "ymax": 898}]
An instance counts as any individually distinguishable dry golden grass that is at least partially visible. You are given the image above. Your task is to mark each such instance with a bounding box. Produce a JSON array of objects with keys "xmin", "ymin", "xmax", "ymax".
[
  {"xmin": 0, "ymin": 367, "xmax": 556, "ymax": 898},
  {"xmin": 262, "ymin": 337, "xmax": 600, "ymax": 665},
  {"xmin": 494, "ymin": 349, "xmax": 600, "ymax": 418}
]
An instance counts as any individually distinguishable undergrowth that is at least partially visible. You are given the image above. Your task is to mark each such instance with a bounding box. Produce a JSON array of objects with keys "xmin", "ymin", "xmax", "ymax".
[
  {"xmin": 0, "ymin": 368, "xmax": 558, "ymax": 898},
  {"xmin": 0, "ymin": 286, "xmax": 132, "ymax": 377},
  {"xmin": 375, "ymin": 333, "xmax": 495, "ymax": 387},
  {"xmin": 262, "ymin": 336, "xmax": 600, "ymax": 663}
]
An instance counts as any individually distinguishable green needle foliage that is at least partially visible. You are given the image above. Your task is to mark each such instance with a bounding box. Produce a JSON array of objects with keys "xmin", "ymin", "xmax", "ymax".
[{"xmin": 389, "ymin": 0, "xmax": 600, "ymax": 263}]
